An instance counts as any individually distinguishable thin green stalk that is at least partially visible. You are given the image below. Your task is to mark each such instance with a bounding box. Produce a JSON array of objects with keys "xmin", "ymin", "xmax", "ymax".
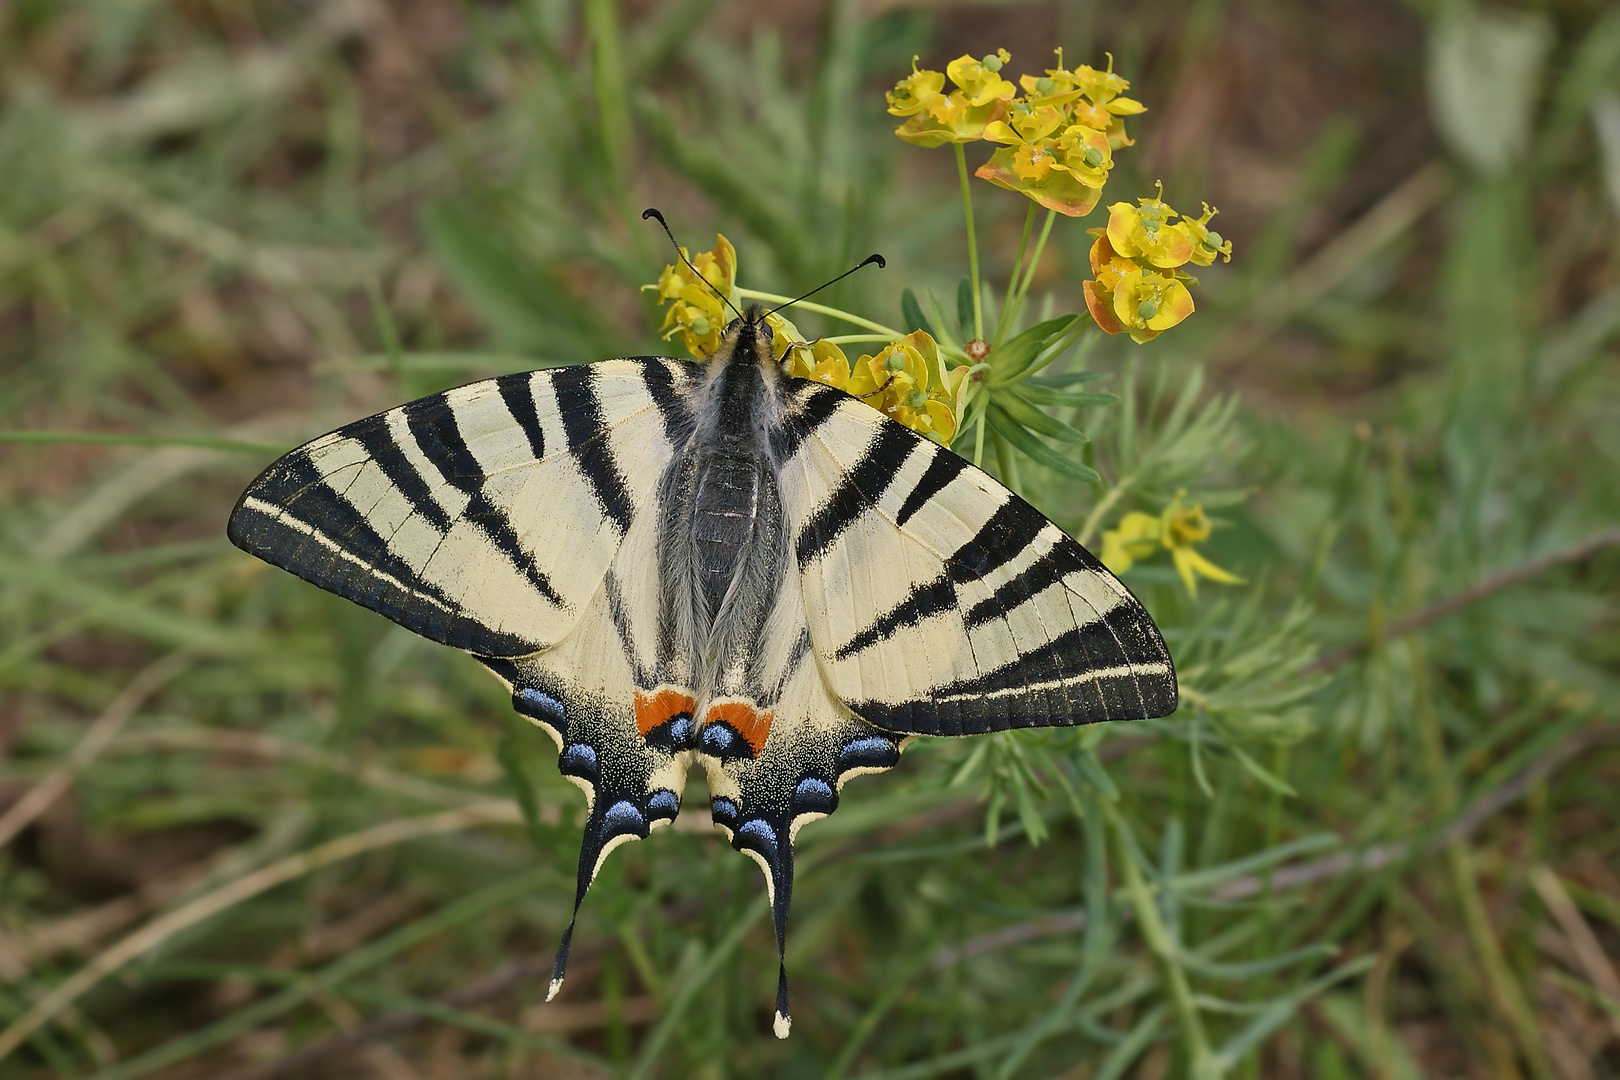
[
  {"xmin": 1003, "ymin": 209, "xmax": 1058, "ymax": 336},
  {"xmin": 626, "ymin": 896, "xmax": 766, "ymax": 1080},
  {"xmin": 823, "ymin": 334, "xmax": 895, "ymax": 345},
  {"xmin": 1413, "ymin": 645, "xmax": 1553, "ymax": 1080},
  {"xmin": 0, "ymin": 431, "xmax": 288, "ymax": 454},
  {"xmin": 362, "ymin": 275, "xmax": 406, "ymax": 388},
  {"xmin": 993, "ymin": 204, "xmax": 1038, "ymax": 348},
  {"xmin": 734, "ymin": 288, "xmax": 902, "ymax": 338},
  {"xmin": 953, "ymin": 142, "xmax": 984, "ymax": 342},
  {"xmin": 1077, "ymin": 472, "xmax": 1135, "ymax": 548},
  {"xmin": 1110, "ymin": 805, "xmax": 1218, "ymax": 1080},
  {"xmin": 972, "ymin": 399, "xmax": 988, "ymax": 468}
]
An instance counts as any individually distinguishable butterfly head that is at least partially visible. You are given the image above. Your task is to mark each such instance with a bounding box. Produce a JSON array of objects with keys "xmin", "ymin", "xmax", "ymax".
[{"xmin": 712, "ymin": 304, "xmax": 778, "ymax": 370}]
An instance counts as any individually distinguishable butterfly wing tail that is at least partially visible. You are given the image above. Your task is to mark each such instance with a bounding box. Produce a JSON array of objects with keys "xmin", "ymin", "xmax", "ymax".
[
  {"xmin": 493, "ymin": 660, "xmax": 689, "ymax": 1002},
  {"xmin": 705, "ymin": 711, "xmax": 904, "ymax": 1039}
]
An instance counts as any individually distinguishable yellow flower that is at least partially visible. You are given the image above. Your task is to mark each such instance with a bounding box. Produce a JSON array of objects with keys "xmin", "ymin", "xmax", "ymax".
[
  {"xmin": 1100, "ymin": 512, "xmax": 1161, "ymax": 574},
  {"xmin": 892, "ymin": 50, "xmax": 1015, "ymax": 147},
  {"xmin": 887, "ymin": 58, "xmax": 945, "ymax": 117},
  {"xmin": 1161, "ymin": 494, "xmax": 1244, "ymax": 598},
  {"xmin": 1055, "ymin": 124, "xmax": 1113, "ymax": 187},
  {"xmin": 644, "ymin": 233, "xmax": 737, "ymax": 357},
  {"xmin": 1105, "ymin": 195, "xmax": 1195, "ymax": 270},
  {"xmin": 1111, "ymin": 267, "xmax": 1195, "ymax": 345},
  {"xmin": 985, "ymin": 102, "xmax": 1066, "ymax": 147},
  {"xmin": 783, "ymin": 338, "xmax": 852, "ymax": 389},
  {"xmin": 976, "ymin": 115, "xmax": 1112, "ymax": 216},
  {"xmin": 846, "ymin": 331, "xmax": 962, "ymax": 444},
  {"xmin": 1073, "ymin": 58, "xmax": 1144, "ymax": 115},
  {"xmin": 766, "ymin": 310, "xmax": 812, "ymax": 370},
  {"xmin": 945, "ymin": 50, "xmax": 1017, "ymax": 107},
  {"xmin": 1099, "ymin": 493, "xmax": 1244, "ymax": 599},
  {"xmin": 1181, "ymin": 203, "xmax": 1233, "ymax": 267}
]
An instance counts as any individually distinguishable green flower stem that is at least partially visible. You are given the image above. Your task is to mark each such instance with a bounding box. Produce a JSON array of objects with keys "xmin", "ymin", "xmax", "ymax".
[
  {"xmin": 994, "ymin": 204, "xmax": 1038, "ymax": 349},
  {"xmin": 0, "ymin": 430, "xmax": 288, "ymax": 454},
  {"xmin": 734, "ymin": 289, "xmax": 901, "ymax": 338},
  {"xmin": 1077, "ymin": 471, "xmax": 1135, "ymax": 548},
  {"xmin": 953, "ymin": 142, "xmax": 985, "ymax": 342},
  {"xmin": 823, "ymin": 334, "xmax": 895, "ymax": 345},
  {"xmin": 1109, "ymin": 804, "xmax": 1219, "ymax": 1080},
  {"xmin": 1003, "ymin": 208, "xmax": 1058, "ymax": 336}
]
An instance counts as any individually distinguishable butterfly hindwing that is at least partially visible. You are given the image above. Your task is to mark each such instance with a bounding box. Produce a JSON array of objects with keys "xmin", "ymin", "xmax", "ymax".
[{"xmin": 773, "ymin": 382, "xmax": 1178, "ymax": 735}]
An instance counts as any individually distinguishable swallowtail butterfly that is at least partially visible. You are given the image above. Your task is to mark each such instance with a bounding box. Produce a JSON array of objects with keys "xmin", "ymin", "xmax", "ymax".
[{"xmin": 227, "ymin": 232, "xmax": 1177, "ymax": 1038}]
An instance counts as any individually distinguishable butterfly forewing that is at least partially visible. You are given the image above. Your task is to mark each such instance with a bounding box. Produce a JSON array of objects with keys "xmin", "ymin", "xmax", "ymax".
[{"xmin": 228, "ymin": 359, "xmax": 701, "ymax": 655}]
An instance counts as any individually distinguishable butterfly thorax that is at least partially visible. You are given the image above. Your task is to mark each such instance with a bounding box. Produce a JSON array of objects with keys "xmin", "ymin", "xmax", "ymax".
[{"xmin": 653, "ymin": 312, "xmax": 791, "ymax": 715}]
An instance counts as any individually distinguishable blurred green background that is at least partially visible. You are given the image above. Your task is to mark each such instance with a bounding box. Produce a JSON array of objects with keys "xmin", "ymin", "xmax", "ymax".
[{"xmin": 1, "ymin": 1, "xmax": 1618, "ymax": 1077}]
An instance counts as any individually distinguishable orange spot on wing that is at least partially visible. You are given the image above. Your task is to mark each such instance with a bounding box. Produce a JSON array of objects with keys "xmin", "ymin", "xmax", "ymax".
[
  {"xmin": 634, "ymin": 687, "xmax": 696, "ymax": 737},
  {"xmin": 704, "ymin": 701, "xmax": 774, "ymax": 756}
]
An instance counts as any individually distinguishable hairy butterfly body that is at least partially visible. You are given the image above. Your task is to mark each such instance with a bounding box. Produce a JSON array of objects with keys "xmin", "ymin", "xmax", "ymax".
[{"xmin": 228, "ymin": 305, "xmax": 1177, "ymax": 1038}]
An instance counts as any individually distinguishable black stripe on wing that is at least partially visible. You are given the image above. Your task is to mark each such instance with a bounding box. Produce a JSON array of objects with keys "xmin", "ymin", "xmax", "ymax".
[
  {"xmin": 895, "ymin": 447, "xmax": 968, "ymax": 526},
  {"xmin": 554, "ymin": 368, "xmax": 637, "ymax": 533},
  {"xmin": 404, "ymin": 394, "xmax": 566, "ymax": 608},
  {"xmin": 847, "ymin": 602, "xmax": 1177, "ymax": 735},
  {"xmin": 228, "ymin": 451, "xmax": 539, "ymax": 657},
  {"xmin": 831, "ymin": 498, "xmax": 1054, "ymax": 660},
  {"xmin": 770, "ymin": 383, "xmax": 846, "ymax": 463},
  {"xmin": 794, "ymin": 422, "xmax": 917, "ymax": 569}
]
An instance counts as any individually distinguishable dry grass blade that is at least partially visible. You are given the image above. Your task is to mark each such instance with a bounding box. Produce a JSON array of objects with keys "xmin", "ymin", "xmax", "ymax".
[
  {"xmin": 1529, "ymin": 866, "xmax": 1620, "ymax": 1048},
  {"xmin": 0, "ymin": 650, "xmax": 194, "ymax": 849},
  {"xmin": 1305, "ymin": 526, "xmax": 1620, "ymax": 675},
  {"xmin": 0, "ymin": 802, "xmax": 521, "ymax": 1064}
]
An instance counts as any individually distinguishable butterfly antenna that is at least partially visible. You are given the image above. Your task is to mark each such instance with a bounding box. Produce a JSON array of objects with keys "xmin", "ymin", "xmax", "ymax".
[
  {"xmin": 764, "ymin": 253, "xmax": 886, "ymax": 319},
  {"xmin": 642, "ymin": 207, "xmax": 745, "ymax": 322}
]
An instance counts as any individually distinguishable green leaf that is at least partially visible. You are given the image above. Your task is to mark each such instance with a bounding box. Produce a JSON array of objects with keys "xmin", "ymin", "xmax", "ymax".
[
  {"xmin": 421, "ymin": 199, "xmax": 598, "ymax": 355},
  {"xmin": 989, "ymin": 314, "xmax": 1081, "ymax": 385},
  {"xmin": 495, "ymin": 734, "xmax": 546, "ymax": 851},
  {"xmin": 956, "ymin": 276, "xmax": 975, "ymax": 342},
  {"xmin": 987, "ymin": 402, "xmax": 1100, "ymax": 483},
  {"xmin": 901, "ymin": 288, "xmax": 936, "ymax": 338},
  {"xmin": 1026, "ymin": 370, "xmax": 1114, "ymax": 388},
  {"xmin": 1015, "ymin": 382, "xmax": 1121, "ymax": 408},
  {"xmin": 1000, "ymin": 388, "xmax": 1092, "ymax": 442}
]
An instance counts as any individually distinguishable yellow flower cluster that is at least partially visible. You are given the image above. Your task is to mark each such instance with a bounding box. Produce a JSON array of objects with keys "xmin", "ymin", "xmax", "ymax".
[
  {"xmin": 1100, "ymin": 493, "xmax": 1244, "ymax": 599},
  {"xmin": 1082, "ymin": 194, "xmax": 1232, "ymax": 344},
  {"xmin": 782, "ymin": 330, "xmax": 966, "ymax": 445},
  {"xmin": 643, "ymin": 232, "xmax": 738, "ymax": 356},
  {"xmin": 887, "ymin": 48, "xmax": 1145, "ymax": 217},
  {"xmin": 646, "ymin": 239, "xmax": 966, "ymax": 445}
]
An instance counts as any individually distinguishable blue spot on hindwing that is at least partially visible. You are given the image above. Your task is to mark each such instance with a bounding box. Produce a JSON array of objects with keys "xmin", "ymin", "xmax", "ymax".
[
  {"xmin": 515, "ymin": 688, "xmax": 566, "ymax": 726},
  {"xmin": 602, "ymin": 800, "xmax": 646, "ymax": 838},
  {"xmin": 837, "ymin": 736, "xmax": 899, "ymax": 773},
  {"xmin": 699, "ymin": 723, "xmax": 736, "ymax": 756},
  {"xmin": 736, "ymin": 818, "xmax": 779, "ymax": 858},
  {"xmin": 710, "ymin": 797, "xmax": 739, "ymax": 828},
  {"xmin": 792, "ymin": 777, "xmax": 836, "ymax": 815},
  {"xmin": 645, "ymin": 715, "xmax": 695, "ymax": 752},
  {"xmin": 559, "ymin": 742, "xmax": 598, "ymax": 781},
  {"xmin": 645, "ymin": 789, "xmax": 680, "ymax": 821}
]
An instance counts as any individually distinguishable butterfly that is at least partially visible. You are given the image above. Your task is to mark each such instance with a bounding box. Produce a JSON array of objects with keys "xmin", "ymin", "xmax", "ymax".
[{"xmin": 227, "ymin": 220, "xmax": 1177, "ymax": 1038}]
